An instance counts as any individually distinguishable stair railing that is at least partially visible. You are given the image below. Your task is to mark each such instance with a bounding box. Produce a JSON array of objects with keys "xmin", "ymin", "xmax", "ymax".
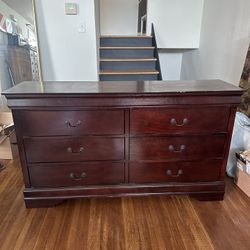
[{"xmin": 151, "ymin": 24, "xmax": 163, "ymax": 80}]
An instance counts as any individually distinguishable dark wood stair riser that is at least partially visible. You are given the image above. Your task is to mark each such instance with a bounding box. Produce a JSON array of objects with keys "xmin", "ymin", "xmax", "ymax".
[
  {"xmin": 100, "ymin": 74, "xmax": 159, "ymax": 81},
  {"xmin": 100, "ymin": 37, "xmax": 153, "ymax": 47},
  {"xmin": 100, "ymin": 49, "xmax": 154, "ymax": 59},
  {"xmin": 100, "ymin": 61, "xmax": 157, "ymax": 71}
]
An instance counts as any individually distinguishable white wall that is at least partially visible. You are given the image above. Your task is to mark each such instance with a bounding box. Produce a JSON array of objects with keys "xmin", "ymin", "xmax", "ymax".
[
  {"xmin": 35, "ymin": 0, "xmax": 98, "ymax": 81},
  {"xmin": 147, "ymin": 0, "xmax": 204, "ymax": 48},
  {"xmin": 100, "ymin": 0, "xmax": 138, "ymax": 35},
  {"xmin": 181, "ymin": 0, "xmax": 250, "ymax": 86},
  {"xmin": 159, "ymin": 51, "xmax": 183, "ymax": 80}
]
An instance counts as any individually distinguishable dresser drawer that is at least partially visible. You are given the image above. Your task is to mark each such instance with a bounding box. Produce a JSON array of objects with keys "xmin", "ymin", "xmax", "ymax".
[
  {"xmin": 130, "ymin": 107, "xmax": 230, "ymax": 134},
  {"xmin": 29, "ymin": 162, "xmax": 125, "ymax": 188},
  {"xmin": 129, "ymin": 160, "xmax": 222, "ymax": 183},
  {"xmin": 20, "ymin": 110, "xmax": 124, "ymax": 136},
  {"xmin": 24, "ymin": 137, "xmax": 124, "ymax": 163},
  {"xmin": 130, "ymin": 135, "xmax": 226, "ymax": 160}
]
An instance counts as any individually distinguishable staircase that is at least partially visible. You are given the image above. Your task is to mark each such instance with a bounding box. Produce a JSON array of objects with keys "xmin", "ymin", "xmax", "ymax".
[{"xmin": 99, "ymin": 34, "xmax": 162, "ymax": 81}]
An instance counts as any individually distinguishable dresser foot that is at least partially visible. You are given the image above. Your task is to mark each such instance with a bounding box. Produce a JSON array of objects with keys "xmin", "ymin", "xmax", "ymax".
[
  {"xmin": 25, "ymin": 199, "xmax": 65, "ymax": 208},
  {"xmin": 190, "ymin": 192, "xmax": 224, "ymax": 201}
]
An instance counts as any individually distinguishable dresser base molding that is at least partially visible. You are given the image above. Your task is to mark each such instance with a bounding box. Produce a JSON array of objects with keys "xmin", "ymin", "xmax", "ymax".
[
  {"xmin": 23, "ymin": 181, "xmax": 225, "ymax": 208},
  {"xmin": 25, "ymin": 199, "xmax": 65, "ymax": 208}
]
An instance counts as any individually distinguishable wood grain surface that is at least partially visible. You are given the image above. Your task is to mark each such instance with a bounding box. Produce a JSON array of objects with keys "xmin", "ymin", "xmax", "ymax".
[
  {"xmin": 3, "ymin": 80, "xmax": 242, "ymax": 96},
  {"xmin": 0, "ymin": 159, "xmax": 249, "ymax": 250}
]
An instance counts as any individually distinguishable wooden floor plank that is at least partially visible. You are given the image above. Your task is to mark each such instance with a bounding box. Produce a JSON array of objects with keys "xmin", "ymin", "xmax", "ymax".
[
  {"xmin": 0, "ymin": 159, "xmax": 249, "ymax": 250},
  {"xmin": 191, "ymin": 179, "xmax": 250, "ymax": 250}
]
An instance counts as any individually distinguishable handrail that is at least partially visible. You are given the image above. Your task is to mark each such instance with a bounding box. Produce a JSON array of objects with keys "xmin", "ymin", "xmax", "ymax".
[{"xmin": 151, "ymin": 24, "xmax": 163, "ymax": 80}]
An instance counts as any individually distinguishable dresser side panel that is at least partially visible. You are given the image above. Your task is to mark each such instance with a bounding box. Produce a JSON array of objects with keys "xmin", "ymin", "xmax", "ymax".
[{"xmin": 12, "ymin": 110, "xmax": 31, "ymax": 187}]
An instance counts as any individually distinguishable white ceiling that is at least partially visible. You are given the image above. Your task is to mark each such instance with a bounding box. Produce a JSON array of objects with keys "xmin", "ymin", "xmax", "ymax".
[{"xmin": 2, "ymin": 0, "xmax": 34, "ymax": 24}]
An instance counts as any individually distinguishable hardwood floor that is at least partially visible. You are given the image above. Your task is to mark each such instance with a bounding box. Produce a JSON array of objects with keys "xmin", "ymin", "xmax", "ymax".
[
  {"xmin": 0, "ymin": 159, "xmax": 249, "ymax": 250},
  {"xmin": 0, "ymin": 160, "xmax": 9, "ymax": 171}
]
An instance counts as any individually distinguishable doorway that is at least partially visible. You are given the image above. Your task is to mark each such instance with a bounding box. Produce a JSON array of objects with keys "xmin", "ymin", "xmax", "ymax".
[{"xmin": 138, "ymin": 0, "xmax": 148, "ymax": 35}]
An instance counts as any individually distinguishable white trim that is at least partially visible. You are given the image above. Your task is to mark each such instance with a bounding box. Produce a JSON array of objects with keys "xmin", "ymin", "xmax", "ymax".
[{"xmin": 140, "ymin": 14, "xmax": 147, "ymax": 35}]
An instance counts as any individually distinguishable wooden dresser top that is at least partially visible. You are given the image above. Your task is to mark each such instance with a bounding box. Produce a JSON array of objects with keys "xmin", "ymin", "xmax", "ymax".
[{"xmin": 3, "ymin": 80, "xmax": 243, "ymax": 97}]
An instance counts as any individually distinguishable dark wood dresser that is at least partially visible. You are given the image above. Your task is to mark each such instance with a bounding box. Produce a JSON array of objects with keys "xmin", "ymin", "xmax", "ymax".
[{"xmin": 3, "ymin": 80, "xmax": 243, "ymax": 208}]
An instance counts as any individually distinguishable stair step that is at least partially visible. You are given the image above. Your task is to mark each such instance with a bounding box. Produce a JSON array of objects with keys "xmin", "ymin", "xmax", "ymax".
[
  {"xmin": 100, "ymin": 48, "xmax": 155, "ymax": 59},
  {"xmin": 100, "ymin": 60, "xmax": 157, "ymax": 71},
  {"xmin": 101, "ymin": 36, "xmax": 153, "ymax": 47},
  {"xmin": 101, "ymin": 35, "xmax": 152, "ymax": 38},
  {"xmin": 99, "ymin": 70, "xmax": 159, "ymax": 75},
  {"xmin": 100, "ymin": 74, "xmax": 159, "ymax": 81},
  {"xmin": 100, "ymin": 47, "xmax": 155, "ymax": 50},
  {"xmin": 99, "ymin": 33, "xmax": 161, "ymax": 81},
  {"xmin": 100, "ymin": 58, "xmax": 157, "ymax": 62}
]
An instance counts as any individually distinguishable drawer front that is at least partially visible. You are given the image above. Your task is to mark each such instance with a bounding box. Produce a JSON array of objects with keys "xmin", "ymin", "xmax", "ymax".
[
  {"xmin": 20, "ymin": 110, "xmax": 124, "ymax": 136},
  {"xmin": 131, "ymin": 107, "xmax": 230, "ymax": 134},
  {"xmin": 130, "ymin": 135, "xmax": 226, "ymax": 160},
  {"xmin": 29, "ymin": 162, "xmax": 125, "ymax": 187},
  {"xmin": 24, "ymin": 137, "xmax": 124, "ymax": 163},
  {"xmin": 129, "ymin": 160, "xmax": 222, "ymax": 183}
]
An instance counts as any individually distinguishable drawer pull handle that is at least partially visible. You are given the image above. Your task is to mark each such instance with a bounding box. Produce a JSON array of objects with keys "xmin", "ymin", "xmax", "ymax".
[
  {"xmin": 170, "ymin": 118, "xmax": 189, "ymax": 127},
  {"xmin": 168, "ymin": 145, "xmax": 186, "ymax": 153},
  {"xmin": 69, "ymin": 172, "xmax": 87, "ymax": 181},
  {"xmin": 166, "ymin": 169, "xmax": 183, "ymax": 177},
  {"xmin": 65, "ymin": 120, "xmax": 82, "ymax": 128},
  {"xmin": 67, "ymin": 147, "xmax": 84, "ymax": 154}
]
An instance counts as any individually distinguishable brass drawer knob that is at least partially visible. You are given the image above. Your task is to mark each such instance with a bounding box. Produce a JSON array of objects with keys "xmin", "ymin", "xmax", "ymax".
[
  {"xmin": 166, "ymin": 169, "xmax": 183, "ymax": 177},
  {"xmin": 65, "ymin": 120, "xmax": 82, "ymax": 128},
  {"xmin": 168, "ymin": 144, "xmax": 186, "ymax": 153},
  {"xmin": 170, "ymin": 118, "xmax": 189, "ymax": 127},
  {"xmin": 69, "ymin": 172, "xmax": 87, "ymax": 181},
  {"xmin": 67, "ymin": 147, "xmax": 84, "ymax": 154}
]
